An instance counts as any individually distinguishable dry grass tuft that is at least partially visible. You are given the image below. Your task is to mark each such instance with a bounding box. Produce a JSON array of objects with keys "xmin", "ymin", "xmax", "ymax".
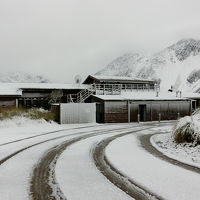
[{"xmin": 0, "ymin": 107, "xmax": 56, "ymax": 121}]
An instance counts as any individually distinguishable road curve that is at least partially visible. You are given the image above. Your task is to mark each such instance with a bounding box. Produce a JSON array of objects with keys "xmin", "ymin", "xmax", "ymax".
[
  {"xmin": 30, "ymin": 127, "xmax": 140, "ymax": 200},
  {"xmin": 140, "ymin": 133, "xmax": 200, "ymax": 175},
  {"xmin": 0, "ymin": 125, "xmax": 133, "ymax": 166},
  {"xmin": 0, "ymin": 125, "xmax": 98, "ymax": 147},
  {"xmin": 92, "ymin": 126, "xmax": 163, "ymax": 200}
]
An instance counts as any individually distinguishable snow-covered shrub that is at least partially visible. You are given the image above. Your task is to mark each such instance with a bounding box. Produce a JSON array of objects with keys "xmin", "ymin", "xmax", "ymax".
[
  {"xmin": 0, "ymin": 108, "xmax": 56, "ymax": 122},
  {"xmin": 173, "ymin": 109, "xmax": 200, "ymax": 144}
]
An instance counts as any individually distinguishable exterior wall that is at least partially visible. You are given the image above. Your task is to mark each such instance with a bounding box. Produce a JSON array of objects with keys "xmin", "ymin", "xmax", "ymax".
[
  {"xmin": 104, "ymin": 101, "xmax": 128, "ymax": 123},
  {"xmin": 100, "ymin": 100, "xmax": 191, "ymax": 123},
  {"xmin": 0, "ymin": 97, "xmax": 17, "ymax": 108},
  {"xmin": 18, "ymin": 89, "xmax": 82, "ymax": 109},
  {"xmin": 130, "ymin": 100, "xmax": 191, "ymax": 122},
  {"xmin": 60, "ymin": 103, "xmax": 96, "ymax": 124},
  {"xmin": 96, "ymin": 102, "xmax": 104, "ymax": 123}
]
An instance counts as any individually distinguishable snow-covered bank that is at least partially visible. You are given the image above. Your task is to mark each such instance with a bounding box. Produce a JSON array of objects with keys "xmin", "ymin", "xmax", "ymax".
[
  {"xmin": 0, "ymin": 115, "xmax": 99, "ymax": 145},
  {"xmin": 151, "ymin": 133, "xmax": 200, "ymax": 168},
  {"xmin": 0, "ymin": 116, "xmax": 56, "ymax": 129},
  {"xmin": 106, "ymin": 126, "xmax": 200, "ymax": 200},
  {"xmin": 0, "ymin": 116, "xmax": 59, "ymax": 145}
]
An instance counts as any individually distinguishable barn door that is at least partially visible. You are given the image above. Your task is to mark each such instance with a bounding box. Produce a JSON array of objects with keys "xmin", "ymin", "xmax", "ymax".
[{"xmin": 139, "ymin": 104, "xmax": 147, "ymax": 121}]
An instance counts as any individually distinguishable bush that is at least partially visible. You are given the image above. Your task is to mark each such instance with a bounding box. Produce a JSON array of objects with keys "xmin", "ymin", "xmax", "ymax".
[
  {"xmin": 0, "ymin": 107, "xmax": 56, "ymax": 122},
  {"xmin": 173, "ymin": 111, "xmax": 200, "ymax": 144}
]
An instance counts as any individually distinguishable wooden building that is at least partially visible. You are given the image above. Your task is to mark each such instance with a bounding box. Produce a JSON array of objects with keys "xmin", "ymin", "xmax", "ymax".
[
  {"xmin": 83, "ymin": 75, "xmax": 156, "ymax": 95},
  {"xmin": 0, "ymin": 75, "xmax": 198, "ymax": 124},
  {"xmin": 0, "ymin": 87, "xmax": 22, "ymax": 109},
  {"xmin": 91, "ymin": 92, "xmax": 193, "ymax": 123},
  {"xmin": 0, "ymin": 83, "xmax": 89, "ymax": 109},
  {"xmin": 17, "ymin": 83, "xmax": 87, "ymax": 109}
]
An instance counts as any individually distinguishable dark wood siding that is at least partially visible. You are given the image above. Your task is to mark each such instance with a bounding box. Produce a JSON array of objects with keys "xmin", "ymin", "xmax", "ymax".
[
  {"xmin": 91, "ymin": 96, "xmax": 192, "ymax": 123},
  {"xmin": 96, "ymin": 102, "xmax": 104, "ymax": 123},
  {"xmin": 130, "ymin": 103, "xmax": 138, "ymax": 122},
  {"xmin": 0, "ymin": 97, "xmax": 16, "ymax": 108},
  {"xmin": 104, "ymin": 101, "xmax": 128, "ymax": 123},
  {"xmin": 129, "ymin": 100, "xmax": 191, "ymax": 122},
  {"xmin": 178, "ymin": 101, "xmax": 191, "ymax": 117}
]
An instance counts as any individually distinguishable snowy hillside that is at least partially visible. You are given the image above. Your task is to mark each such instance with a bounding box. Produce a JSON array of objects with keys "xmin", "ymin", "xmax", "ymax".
[
  {"xmin": 0, "ymin": 71, "xmax": 51, "ymax": 83},
  {"xmin": 96, "ymin": 39, "xmax": 200, "ymax": 92}
]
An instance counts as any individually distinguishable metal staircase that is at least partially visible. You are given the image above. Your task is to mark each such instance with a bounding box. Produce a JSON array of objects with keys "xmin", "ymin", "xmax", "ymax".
[{"xmin": 76, "ymin": 88, "xmax": 94, "ymax": 103}]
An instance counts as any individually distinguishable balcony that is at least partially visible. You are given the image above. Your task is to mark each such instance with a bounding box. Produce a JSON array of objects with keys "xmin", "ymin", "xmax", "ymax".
[{"xmin": 92, "ymin": 83, "xmax": 155, "ymax": 95}]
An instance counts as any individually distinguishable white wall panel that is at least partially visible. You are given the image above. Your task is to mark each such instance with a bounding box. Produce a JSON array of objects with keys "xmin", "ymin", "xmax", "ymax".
[{"xmin": 60, "ymin": 103, "xmax": 96, "ymax": 124}]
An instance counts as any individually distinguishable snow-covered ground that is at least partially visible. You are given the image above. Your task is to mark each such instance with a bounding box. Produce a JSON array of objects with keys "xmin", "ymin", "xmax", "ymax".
[
  {"xmin": 56, "ymin": 130, "xmax": 134, "ymax": 200},
  {"xmin": 151, "ymin": 133, "xmax": 200, "ymax": 168},
  {"xmin": 0, "ymin": 116, "xmax": 100, "ymax": 145},
  {"xmin": 106, "ymin": 125, "xmax": 200, "ymax": 200},
  {"xmin": 1, "ymin": 120, "xmax": 200, "ymax": 200},
  {"xmin": 0, "ymin": 120, "xmax": 134, "ymax": 200}
]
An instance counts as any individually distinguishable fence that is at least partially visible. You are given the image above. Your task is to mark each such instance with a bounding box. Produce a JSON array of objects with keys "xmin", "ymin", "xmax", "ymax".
[{"xmin": 60, "ymin": 103, "xmax": 96, "ymax": 124}]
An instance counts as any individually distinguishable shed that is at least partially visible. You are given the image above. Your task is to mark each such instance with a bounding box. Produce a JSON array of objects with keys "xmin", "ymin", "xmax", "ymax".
[{"xmin": 91, "ymin": 92, "xmax": 192, "ymax": 123}]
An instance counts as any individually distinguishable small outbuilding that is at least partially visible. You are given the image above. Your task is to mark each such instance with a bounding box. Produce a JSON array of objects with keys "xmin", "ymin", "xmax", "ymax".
[{"xmin": 91, "ymin": 92, "xmax": 193, "ymax": 123}]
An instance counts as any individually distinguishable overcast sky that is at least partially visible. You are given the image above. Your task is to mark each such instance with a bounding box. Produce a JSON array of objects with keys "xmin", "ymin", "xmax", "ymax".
[{"xmin": 0, "ymin": 0, "xmax": 200, "ymax": 83}]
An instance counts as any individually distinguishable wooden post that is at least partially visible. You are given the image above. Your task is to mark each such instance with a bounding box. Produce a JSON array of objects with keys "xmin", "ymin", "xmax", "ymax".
[
  {"xmin": 137, "ymin": 114, "xmax": 140, "ymax": 123},
  {"xmin": 177, "ymin": 112, "xmax": 180, "ymax": 120},
  {"xmin": 15, "ymin": 99, "xmax": 18, "ymax": 108},
  {"xmin": 128, "ymin": 101, "xmax": 130, "ymax": 123},
  {"xmin": 112, "ymin": 84, "xmax": 114, "ymax": 95}
]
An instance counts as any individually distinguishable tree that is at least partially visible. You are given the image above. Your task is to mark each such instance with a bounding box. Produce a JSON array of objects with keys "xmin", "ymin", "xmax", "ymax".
[{"xmin": 49, "ymin": 90, "xmax": 63, "ymax": 104}]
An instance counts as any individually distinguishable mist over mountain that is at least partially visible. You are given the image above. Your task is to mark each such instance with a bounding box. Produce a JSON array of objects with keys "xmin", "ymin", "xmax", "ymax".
[
  {"xmin": 96, "ymin": 39, "xmax": 200, "ymax": 92},
  {"xmin": 0, "ymin": 71, "xmax": 51, "ymax": 83}
]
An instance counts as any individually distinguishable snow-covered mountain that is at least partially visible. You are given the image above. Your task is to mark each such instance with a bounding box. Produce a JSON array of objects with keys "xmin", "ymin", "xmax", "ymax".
[
  {"xmin": 0, "ymin": 71, "xmax": 51, "ymax": 83},
  {"xmin": 95, "ymin": 39, "xmax": 200, "ymax": 92}
]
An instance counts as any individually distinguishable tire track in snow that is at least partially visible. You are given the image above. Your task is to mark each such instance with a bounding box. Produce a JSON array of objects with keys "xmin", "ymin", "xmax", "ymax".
[
  {"xmin": 29, "ymin": 127, "xmax": 147, "ymax": 200},
  {"xmin": 0, "ymin": 125, "xmax": 135, "ymax": 166},
  {"xmin": 93, "ymin": 126, "xmax": 164, "ymax": 200},
  {"xmin": 0, "ymin": 125, "xmax": 98, "ymax": 147},
  {"xmin": 140, "ymin": 133, "xmax": 200, "ymax": 175}
]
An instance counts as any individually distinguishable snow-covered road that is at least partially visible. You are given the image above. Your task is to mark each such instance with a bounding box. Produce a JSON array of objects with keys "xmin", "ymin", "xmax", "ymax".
[
  {"xmin": 0, "ymin": 121, "xmax": 199, "ymax": 200},
  {"xmin": 106, "ymin": 124, "xmax": 200, "ymax": 200},
  {"xmin": 0, "ymin": 123, "xmax": 138, "ymax": 199}
]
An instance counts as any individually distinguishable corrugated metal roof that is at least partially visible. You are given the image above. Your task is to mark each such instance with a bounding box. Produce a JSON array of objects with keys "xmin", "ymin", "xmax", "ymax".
[
  {"xmin": 0, "ymin": 86, "xmax": 22, "ymax": 96},
  {"xmin": 93, "ymin": 91, "xmax": 189, "ymax": 101},
  {"xmin": 0, "ymin": 83, "xmax": 89, "ymax": 91},
  {"xmin": 83, "ymin": 75, "xmax": 156, "ymax": 83}
]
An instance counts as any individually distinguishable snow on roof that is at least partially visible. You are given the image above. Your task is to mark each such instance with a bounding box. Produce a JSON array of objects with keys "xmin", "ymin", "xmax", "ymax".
[
  {"xmin": 0, "ymin": 86, "xmax": 22, "ymax": 96},
  {"xmin": 93, "ymin": 91, "xmax": 189, "ymax": 101},
  {"xmin": 0, "ymin": 83, "xmax": 89, "ymax": 91},
  {"xmin": 182, "ymin": 92, "xmax": 200, "ymax": 99},
  {"xmin": 86, "ymin": 75, "xmax": 155, "ymax": 83}
]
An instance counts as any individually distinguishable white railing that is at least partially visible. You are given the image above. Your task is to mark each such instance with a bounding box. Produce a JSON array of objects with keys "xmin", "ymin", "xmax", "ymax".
[
  {"xmin": 75, "ymin": 88, "xmax": 94, "ymax": 103},
  {"xmin": 67, "ymin": 83, "xmax": 156, "ymax": 103},
  {"xmin": 92, "ymin": 83, "xmax": 155, "ymax": 95}
]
